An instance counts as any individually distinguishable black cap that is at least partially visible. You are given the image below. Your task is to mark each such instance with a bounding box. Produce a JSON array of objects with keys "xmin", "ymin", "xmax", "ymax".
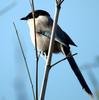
[{"xmin": 20, "ymin": 10, "xmax": 50, "ymax": 20}]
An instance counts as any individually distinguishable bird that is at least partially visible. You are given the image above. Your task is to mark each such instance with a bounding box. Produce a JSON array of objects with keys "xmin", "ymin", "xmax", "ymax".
[{"xmin": 21, "ymin": 10, "xmax": 93, "ymax": 96}]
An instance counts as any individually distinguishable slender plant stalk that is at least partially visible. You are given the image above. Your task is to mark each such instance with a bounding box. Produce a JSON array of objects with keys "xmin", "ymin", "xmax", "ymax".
[
  {"xmin": 51, "ymin": 53, "xmax": 77, "ymax": 67},
  {"xmin": 40, "ymin": 1, "xmax": 64, "ymax": 100},
  {"xmin": 29, "ymin": 0, "xmax": 39, "ymax": 100},
  {"xmin": 13, "ymin": 22, "xmax": 36, "ymax": 100}
]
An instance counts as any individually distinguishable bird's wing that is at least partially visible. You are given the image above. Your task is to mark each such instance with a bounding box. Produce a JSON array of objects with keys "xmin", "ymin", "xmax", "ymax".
[
  {"xmin": 56, "ymin": 25, "xmax": 77, "ymax": 46},
  {"xmin": 48, "ymin": 17, "xmax": 77, "ymax": 47}
]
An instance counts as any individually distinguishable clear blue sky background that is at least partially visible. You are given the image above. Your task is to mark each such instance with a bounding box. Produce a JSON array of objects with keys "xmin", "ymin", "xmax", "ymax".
[{"xmin": 0, "ymin": 0, "xmax": 99, "ymax": 100}]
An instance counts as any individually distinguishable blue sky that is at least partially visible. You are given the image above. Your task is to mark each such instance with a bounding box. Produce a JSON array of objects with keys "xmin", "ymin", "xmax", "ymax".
[{"xmin": 0, "ymin": 0, "xmax": 99, "ymax": 100}]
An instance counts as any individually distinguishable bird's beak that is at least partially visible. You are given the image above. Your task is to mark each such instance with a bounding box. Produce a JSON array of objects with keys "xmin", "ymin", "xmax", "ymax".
[{"xmin": 20, "ymin": 17, "xmax": 26, "ymax": 20}]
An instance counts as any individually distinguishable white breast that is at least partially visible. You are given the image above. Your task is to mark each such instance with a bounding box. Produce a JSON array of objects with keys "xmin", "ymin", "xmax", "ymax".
[{"xmin": 27, "ymin": 16, "xmax": 50, "ymax": 52}]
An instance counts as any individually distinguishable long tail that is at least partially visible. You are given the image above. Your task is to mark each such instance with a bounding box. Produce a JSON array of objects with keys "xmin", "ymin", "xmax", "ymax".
[{"xmin": 62, "ymin": 46, "xmax": 93, "ymax": 96}]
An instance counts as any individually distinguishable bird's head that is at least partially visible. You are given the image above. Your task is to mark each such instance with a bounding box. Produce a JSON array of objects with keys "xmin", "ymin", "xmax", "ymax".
[{"xmin": 20, "ymin": 10, "xmax": 50, "ymax": 20}]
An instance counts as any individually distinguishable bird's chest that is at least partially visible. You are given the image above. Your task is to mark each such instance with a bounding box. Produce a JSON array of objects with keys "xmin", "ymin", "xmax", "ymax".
[
  {"xmin": 30, "ymin": 29, "xmax": 50, "ymax": 52},
  {"xmin": 27, "ymin": 17, "xmax": 51, "ymax": 52}
]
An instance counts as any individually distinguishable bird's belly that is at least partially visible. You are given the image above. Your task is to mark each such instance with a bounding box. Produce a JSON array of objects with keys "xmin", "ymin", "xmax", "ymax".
[
  {"xmin": 30, "ymin": 31, "xmax": 61, "ymax": 53},
  {"xmin": 36, "ymin": 34, "xmax": 50, "ymax": 51},
  {"xmin": 30, "ymin": 31, "xmax": 50, "ymax": 51}
]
